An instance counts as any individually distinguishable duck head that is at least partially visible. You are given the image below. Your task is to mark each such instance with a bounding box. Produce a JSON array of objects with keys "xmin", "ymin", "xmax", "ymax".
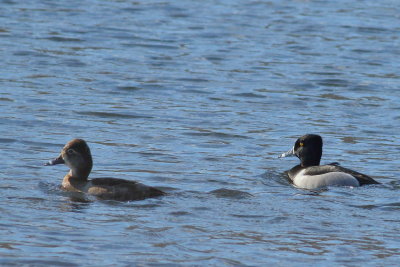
[
  {"xmin": 46, "ymin": 139, "xmax": 93, "ymax": 179},
  {"xmin": 279, "ymin": 134, "xmax": 323, "ymax": 167}
]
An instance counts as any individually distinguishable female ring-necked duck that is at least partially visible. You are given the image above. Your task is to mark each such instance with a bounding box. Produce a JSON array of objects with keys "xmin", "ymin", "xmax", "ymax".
[
  {"xmin": 279, "ymin": 134, "xmax": 379, "ymax": 189},
  {"xmin": 45, "ymin": 139, "xmax": 165, "ymax": 201}
]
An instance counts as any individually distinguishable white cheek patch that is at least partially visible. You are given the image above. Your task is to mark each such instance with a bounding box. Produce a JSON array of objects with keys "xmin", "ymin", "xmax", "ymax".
[{"xmin": 294, "ymin": 170, "xmax": 360, "ymax": 189}]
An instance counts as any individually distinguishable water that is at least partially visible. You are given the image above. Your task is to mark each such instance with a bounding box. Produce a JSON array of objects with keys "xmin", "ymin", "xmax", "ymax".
[{"xmin": 1, "ymin": 0, "xmax": 400, "ymax": 265}]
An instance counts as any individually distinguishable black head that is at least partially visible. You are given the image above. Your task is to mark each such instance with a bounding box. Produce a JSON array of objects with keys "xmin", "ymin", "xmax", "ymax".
[
  {"xmin": 279, "ymin": 134, "xmax": 323, "ymax": 167},
  {"xmin": 293, "ymin": 134, "xmax": 323, "ymax": 167}
]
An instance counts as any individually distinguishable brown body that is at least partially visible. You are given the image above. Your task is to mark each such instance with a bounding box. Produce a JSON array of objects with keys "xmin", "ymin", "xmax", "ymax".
[{"xmin": 46, "ymin": 139, "xmax": 165, "ymax": 201}]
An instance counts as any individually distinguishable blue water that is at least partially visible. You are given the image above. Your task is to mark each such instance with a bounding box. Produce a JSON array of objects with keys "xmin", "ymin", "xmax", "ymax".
[{"xmin": 1, "ymin": 0, "xmax": 400, "ymax": 266}]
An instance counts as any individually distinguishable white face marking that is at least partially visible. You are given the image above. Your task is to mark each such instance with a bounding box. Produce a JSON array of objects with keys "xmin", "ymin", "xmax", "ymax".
[{"xmin": 63, "ymin": 150, "xmax": 86, "ymax": 176}]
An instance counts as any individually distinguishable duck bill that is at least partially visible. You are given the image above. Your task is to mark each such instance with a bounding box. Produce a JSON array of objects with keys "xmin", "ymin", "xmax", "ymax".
[
  {"xmin": 45, "ymin": 154, "xmax": 65, "ymax": 166},
  {"xmin": 278, "ymin": 146, "xmax": 295, "ymax": 158}
]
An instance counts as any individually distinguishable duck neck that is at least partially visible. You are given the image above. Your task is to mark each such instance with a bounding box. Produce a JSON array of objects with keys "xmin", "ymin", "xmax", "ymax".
[
  {"xmin": 301, "ymin": 158, "xmax": 320, "ymax": 167},
  {"xmin": 66, "ymin": 166, "xmax": 91, "ymax": 181},
  {"xmin": 299, "ymin": 147, "xmax": 322, "ymax": 167}
]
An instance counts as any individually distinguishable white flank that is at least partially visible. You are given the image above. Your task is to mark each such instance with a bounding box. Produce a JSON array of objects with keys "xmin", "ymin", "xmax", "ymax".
[{"xmin": 294, "ymin": 169, "xmax": 360, "ymax": 189}]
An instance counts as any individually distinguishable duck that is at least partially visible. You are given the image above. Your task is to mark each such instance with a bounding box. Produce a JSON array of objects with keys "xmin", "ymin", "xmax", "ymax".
[
  {"xmin": 279, "ymin": 134, "xmax": 379, "ymax": 189},
  {"xmin": 45, "ymin": 139, "xmax": 165, "ymax": 201}
]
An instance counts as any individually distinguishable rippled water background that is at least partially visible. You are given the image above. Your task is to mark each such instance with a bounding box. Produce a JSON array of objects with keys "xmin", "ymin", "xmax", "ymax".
[{"xmin": 1, "ymin": 0, "xmax": 400, "ymax": 266}]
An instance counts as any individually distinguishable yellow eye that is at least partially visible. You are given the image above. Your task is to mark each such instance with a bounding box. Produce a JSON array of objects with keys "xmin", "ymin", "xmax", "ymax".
[{"xmin": 299, "ymin": 142, "xmax": 304, "ymax": 147}]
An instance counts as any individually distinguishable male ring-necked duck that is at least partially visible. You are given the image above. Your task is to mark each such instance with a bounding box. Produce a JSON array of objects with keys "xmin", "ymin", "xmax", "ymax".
[
  {"xmin": 45, "ymin": 139, "xmax": 165, "ymax": 201},
  {"xmin": 279, "ymin": 134, "xmax": 379, "ymax": 189}
]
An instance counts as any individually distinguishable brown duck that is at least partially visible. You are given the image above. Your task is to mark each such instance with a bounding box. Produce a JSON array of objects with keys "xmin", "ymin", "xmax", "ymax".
[{"xmin": 45, "ymin": 139, "xmax": 165, "ymax": 201}]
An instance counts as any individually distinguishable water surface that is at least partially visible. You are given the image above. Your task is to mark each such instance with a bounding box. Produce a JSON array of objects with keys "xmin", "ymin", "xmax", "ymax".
[{"xmin": 1, "ymin": 0, "xmax": 400, "ymax": 266}]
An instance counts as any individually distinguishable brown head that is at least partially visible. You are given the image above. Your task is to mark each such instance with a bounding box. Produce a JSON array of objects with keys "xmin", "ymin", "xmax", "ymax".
[{"xmin": 46, "ymin": 139, "xmax": 93, "ymax": 180}]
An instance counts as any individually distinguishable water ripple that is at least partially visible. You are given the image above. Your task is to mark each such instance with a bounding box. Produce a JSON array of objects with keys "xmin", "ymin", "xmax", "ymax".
[{"xmin": 1, "ymin": 0, "xmax": 400, "ymax": 266}]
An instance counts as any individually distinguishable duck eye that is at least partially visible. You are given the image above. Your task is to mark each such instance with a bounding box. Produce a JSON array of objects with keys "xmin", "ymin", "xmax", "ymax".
[
  {"xmin": 67, "ymin": 149, "xmax": 75, "ymax": 154},
  {"xmin": 299, "ymin": 142, "xmax": 304, "ymax": 147}
]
